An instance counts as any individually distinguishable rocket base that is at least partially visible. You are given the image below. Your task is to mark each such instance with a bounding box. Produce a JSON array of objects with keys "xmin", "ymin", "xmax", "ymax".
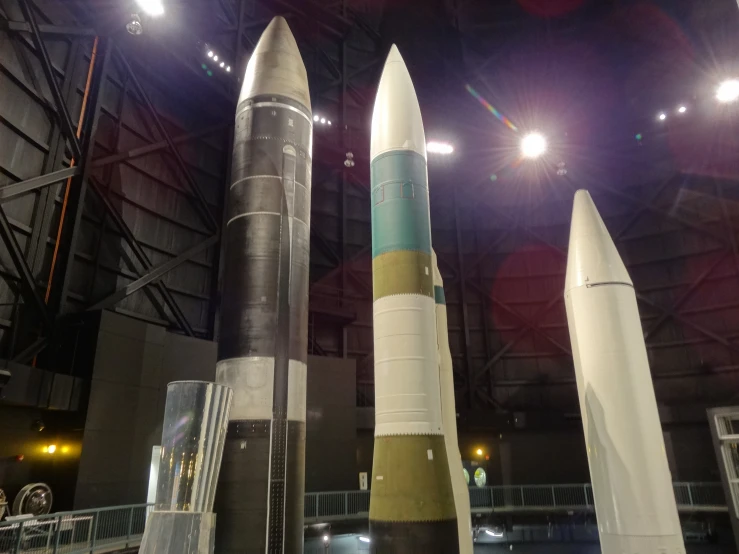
[
  {"xmin": 213, "ymin": 419, "xmax": 305, "ymax": 553},
  {"xmin": 369, "ymin": 519, "xmax": 460, "ymax": 553},
  {"xmin": 600, "ymin": 532, "xmax": 686, "ymax": 554}
]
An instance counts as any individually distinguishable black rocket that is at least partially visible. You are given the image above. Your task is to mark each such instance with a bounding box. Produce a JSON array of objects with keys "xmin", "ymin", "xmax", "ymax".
[{"xmin": 214, "ymin": 16, "xmax": 312, "ymax": 553}]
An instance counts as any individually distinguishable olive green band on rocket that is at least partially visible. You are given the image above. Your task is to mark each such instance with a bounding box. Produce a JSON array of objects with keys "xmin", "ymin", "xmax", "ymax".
[
  {"xmin": 369, "ymin": 435, "xmax": 457, "ymax": 522},
  {"xmin": 372, "ymin": 250, "xmax": 434, "ymax": 301}
]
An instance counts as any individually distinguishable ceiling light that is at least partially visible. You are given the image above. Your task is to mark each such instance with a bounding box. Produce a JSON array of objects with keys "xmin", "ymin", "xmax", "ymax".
[
  {"xmin": 47, "ymin": 444, "xmax": 57, "ymax": 454},
  {"xmin": 327, "ymin": 120, "xmax": 332, "ymax": 125},
  {"xmin": 207, "ymin": 51, "xmax": 213, "ymax": 58},
  {"xmin": 220, "ymin": 62, "xmax": 225, "ymax": 68},
  {"xmin": 320, "ymin": 117, "xmax": 326, "ymax": 124},
  {"xmin": 520, "ymin": 132, "xmax": 547, "ymax": 159},
  {"xmin": 485, "ymin": 529, "xmax": 504, "ymax": 537},
  {"xmin": 323, "ymin": 535, "xmax": 329, "ymax": 543},
  {"xmin": 313, "ymin": 115, "xmax": 319, "ymax": 122},
  {"xmin": 213, "ymin": 55, "xmax": 218, "ymax": 62},
  {"xmin": 658, "ymin": 112, "xmax": 667, "ymax": 121},
  {"xmin": 677, "ymin": 105, "xmax": 687, "ymax": 113},
  {"xmin": 134, "ymin": 0, "xmax": 164, "ymax": 16},
  {"xmin": 427, "ymin": 141, "xmax": 454, "ymax": 154},
  {"xmin": 226, "ymin": 66, "xmax": 231, "ymax": 72},
  {"xmin": 717, "ymin": 79, "xmax": 739, "ymax": 103},
  {"xmin": 359, "ymin": 536, "xmax": 370, "ymax": 543}
]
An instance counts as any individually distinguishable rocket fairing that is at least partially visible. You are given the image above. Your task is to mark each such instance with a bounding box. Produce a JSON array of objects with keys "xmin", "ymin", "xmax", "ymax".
[
  {"xmin": 432, "ymin": 251, "xmax": 473, "ymax": 554},
  {"xmin": 368, "ymin": 45, "xmax": 459, "ymax": 553},
  {"xmin": 564, "ymin": 190, "xmax": 685, "ymax": 554},
  {"xmin": 214, "ymin": 16, "xmax": 312, "ymax": 554}
]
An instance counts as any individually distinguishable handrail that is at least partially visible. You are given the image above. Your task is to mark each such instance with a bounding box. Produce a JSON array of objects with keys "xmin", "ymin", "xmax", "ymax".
[{"xmin": 0, "ymin": 483, "xmax": 725, "ymax": 552}]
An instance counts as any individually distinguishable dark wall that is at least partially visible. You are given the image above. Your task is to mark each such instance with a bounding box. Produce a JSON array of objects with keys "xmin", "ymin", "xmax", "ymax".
[
  {"xmin": 74, "ymin": 310, "xmax": 217, "ymax": 508},
  {"xmin": 306, "ymin": 356, "xmax": 357, "ymax": 492}
]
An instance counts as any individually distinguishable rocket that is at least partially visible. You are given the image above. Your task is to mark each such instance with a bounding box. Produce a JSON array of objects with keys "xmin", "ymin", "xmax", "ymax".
[
  {"xmin": 368, "ymin": 45, "xmax": 459, "ymax": 553},
  {"xmin": 432, "ymin": 251, "xmax": 473, "ymax": 554},
  {"xmin": 564, "ymin": 190, "xmax": 685, "ymax": 554},
  {"xmin": 214, "ymin": 16, "xmax": 312, "ymax": 554}
]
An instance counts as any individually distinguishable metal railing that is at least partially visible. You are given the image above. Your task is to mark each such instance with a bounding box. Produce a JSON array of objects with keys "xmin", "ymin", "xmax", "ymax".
[
  {"xmin": 304, "ymin": 482, "xmax": 726, "ymax": 522},
  {"xmin": 0, "ymin": 483, "xmax": 725, "ymax": 551},
  {"xmin": 0, "ymin": 504, "xmax": 152, "ymax": 554}
]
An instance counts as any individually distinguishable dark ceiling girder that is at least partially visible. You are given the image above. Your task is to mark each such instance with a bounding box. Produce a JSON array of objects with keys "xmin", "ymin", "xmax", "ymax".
[
  {"xmin": 0, "ymin": 204, "xmax": 51, "ymax": 328},
  {"xmin": 88, "ymin": 178, "xmax": 195, "ymax": 336},
  {"xmin": 115, "ymin": 48, "xmax": 220, "ymax": 233},
  {"xmin": 87, "ymin": 234, "xmax": 219, "ymax": 312},
  {"xmin": 90, "ymin": 123, "xmax": 229, "ymax": 169},
  {"xmin": 17, "ymin": 0, "xmax": 82, "ymax": 160},
  {"xmin": 46, "ymin": 36, "xmax": 110, "ymax": 316},
  {"xmin": 12, "ymin": 337, "xmax": 49, "ymax": 364},
  {"xmin": 0, "ymin": 166, "xmax": 80, "ymax": 200},
  {"xmin": 643, "ymin": 251, "xmax": 729, "ymax": 341},
  {"xmin": 5, "ymin": 20, "xmax": 95, "ymax": 36}
]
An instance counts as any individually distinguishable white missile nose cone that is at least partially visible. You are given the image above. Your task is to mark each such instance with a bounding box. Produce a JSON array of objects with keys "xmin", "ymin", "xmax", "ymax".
[
  {"xmin": 370, "ymin": 44, "xmax": 426, "ymax": 160},
  {"xmin": 239, "ymin": 16, "xmax": 311, "ymax": 110},
  {"xmin": 565, "ymin": 190, "xmax": 632, "ymax": 293}
]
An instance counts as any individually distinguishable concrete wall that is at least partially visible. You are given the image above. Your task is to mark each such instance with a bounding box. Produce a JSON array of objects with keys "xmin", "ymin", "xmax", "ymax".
[
  {"xmin": 74, "ymin": 311, "xmax": 216, "ymax": 508},
  {"xmin": 74, "ymin": 311, "xmax": 359, "ymax": 506},
  {"xmin": 305, "ymin": 356, "xmax": 357, "ymax": 492}
]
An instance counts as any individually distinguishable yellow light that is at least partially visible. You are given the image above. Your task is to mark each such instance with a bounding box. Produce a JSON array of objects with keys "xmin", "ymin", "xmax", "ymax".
[
  {"xmin": 42, "ymin": 446, "xmax": 48, "ymax": 453},
  {"xmin": 47, "ymin": 444, "xmax": 57, "ymax": 454},
  {"xmin": 61, "ymin": 446, "xmax": 69, "ymax": 454},
  {"xmin": 476, "ymin": 448, "xmax": 483, "ymax": 456}
]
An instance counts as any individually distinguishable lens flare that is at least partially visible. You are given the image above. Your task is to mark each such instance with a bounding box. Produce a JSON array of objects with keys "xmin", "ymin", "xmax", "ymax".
[{"xmin": 465, "ymin": 84, "xmax": 518, "ymax": 131}]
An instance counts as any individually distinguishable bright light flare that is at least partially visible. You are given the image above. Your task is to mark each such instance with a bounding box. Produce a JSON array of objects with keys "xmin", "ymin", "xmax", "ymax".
[
  {"xmin": 47, "ymin": 444, "xmax": 57, "ymax": 454},
  {"xmin": 207, "ymin": 51, "xmax": 213, "ymax": 58},
  {"xmin": 323, "ymin": 535, "xmax": 329, "ymax": 543},
  {"xmin": 427, "ymin": 141, "xmax": 454, "ymax": 155},
  {"xmin": 520, "ymin": 132, "xmax": 547, "ymax": 159},
  {"xmin": 476, "ymin": 448, "xmax": 483, "ymax": 456},
  {"xmin": 135, "ymin": 0, "xmax": 164, "ymax": 16},
  {"xmin": 359, "ymin": 536, "xmax": 370, "ymax": 543},
  {"xmin": 485, "ymin": 529, "xmax": 504, "ymax": 537},
  {"xmin": 717, "ymin": 79, "xmax": 739, "ymax": 103},
  {"xmin": 677, "ymin": 105, "xmax": 687, "ymax": 114},
  {"xmin": 658, "ymin": 112, "xmax": 667, "ymax": 121}
]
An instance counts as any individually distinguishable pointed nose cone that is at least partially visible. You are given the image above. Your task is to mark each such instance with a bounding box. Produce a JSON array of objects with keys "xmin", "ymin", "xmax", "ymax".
[
  {"xmin": 370, "ymin": 45, "xmax": 426, "ymax": 160},
  {"xmin": 238, "ymin": 16, "xmax": 311, "ymax": 110},
  {"xmin": 565, "ymin": 190, "xmax": 632, "ymax": 293}
]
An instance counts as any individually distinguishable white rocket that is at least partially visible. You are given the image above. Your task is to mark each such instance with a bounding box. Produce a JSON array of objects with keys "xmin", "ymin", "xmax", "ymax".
[
  {"xmin": 432, "ymin": 251, "xmax": 474, "ymax": 554},
  {"xmin": 564, "ymin": 190, "xmax": 685, "ymax": 554}
]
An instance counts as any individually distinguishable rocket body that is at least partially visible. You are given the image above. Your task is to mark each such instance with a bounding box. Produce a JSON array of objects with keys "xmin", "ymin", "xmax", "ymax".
[
  {"xmin": 215, "ymin": 16, "xmax": 312, "ymax": 553},
  {"xmin": 432, "ymin": 252, "xmax": 473, "ymax": 554},
  {"xmin": 368, "ymin": 45, "xmax": 459, "ymax": 553},
  {"xmin": 564, "ymin": 190, "xmax": 685, "ymax": 554}
]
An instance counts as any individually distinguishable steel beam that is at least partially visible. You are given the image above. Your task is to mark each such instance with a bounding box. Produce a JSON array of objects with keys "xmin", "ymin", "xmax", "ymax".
[
  {"xmin": 0, "ymin": 167, "xmax": 80, "ymax": 200},
  {"xmin": 453, "ymin": 188, "xmax": 475, "ymax": 409},
  {"xmin": 0, "ymin": 205, "xmax": 51, "ymax": 328},
  {"xmin": 87, "ymin": 178, "xmax": 195, "ymax": 336},
  {"xmin": 4, "ymin": 20, "xmax": 96, "ymax": 36},
  {"xmin": 17, "ymin": 0, "xmax": 82, "ymax": 160},
  {"xmin": 115, "ymin": 48, "xmax": 219, "ymax": 232},
  {"xmin": 87, "ymin": 235, "xmax": 219, "ymax": 311},
  {"xmin": 46, "ymin": 37, "xmax": 110, "ymax": 315},
  {"xmin": 90, "ymin": 123, "xmax": 228, "ymax": 169}
]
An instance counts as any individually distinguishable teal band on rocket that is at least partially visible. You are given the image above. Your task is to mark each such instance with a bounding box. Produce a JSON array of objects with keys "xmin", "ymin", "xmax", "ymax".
[
  {"xmin": 371, "ymin": 150, "xmax": 430, "ymax": 258},
  {"xmin": 434, "ymin": 285, "xmax": 445, "ymax": 305}
]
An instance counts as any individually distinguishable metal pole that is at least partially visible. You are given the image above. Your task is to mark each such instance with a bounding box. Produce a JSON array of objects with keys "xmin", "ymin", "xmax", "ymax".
[
  {"xmin": 90, "ymin": 511, "xmax": 98, "ymax": 551},
  {"xmin": 126, "ymin": 506, "xmax": 134, "ymax": 547},
  {"xmin": 13, "ymin": 520, "xmax": 24, "ymax": 552},
  {"xmin": 52, "ymin": 515, "xmax": 62, "ymax": 553}
]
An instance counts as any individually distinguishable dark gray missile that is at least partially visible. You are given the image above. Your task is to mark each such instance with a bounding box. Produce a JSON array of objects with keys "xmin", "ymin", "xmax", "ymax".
[{"xmin": 214, "ymin": 16, "xmax": 312, "ymax": 554}]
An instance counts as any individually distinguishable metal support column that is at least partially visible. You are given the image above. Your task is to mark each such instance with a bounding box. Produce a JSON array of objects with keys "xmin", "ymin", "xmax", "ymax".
[
  {"xmin": 453, "ymin": 188, "xmax": 474, "ymax": 409},
  {"xmin": 46, "ymin": 37, "xmax": 111, "ymax": 315}
]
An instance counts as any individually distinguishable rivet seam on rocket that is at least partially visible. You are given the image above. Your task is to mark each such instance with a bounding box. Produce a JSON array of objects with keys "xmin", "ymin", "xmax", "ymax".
[{"xmin": 369, "ymin": 435, "xmax": 458, "ymax": 522}]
